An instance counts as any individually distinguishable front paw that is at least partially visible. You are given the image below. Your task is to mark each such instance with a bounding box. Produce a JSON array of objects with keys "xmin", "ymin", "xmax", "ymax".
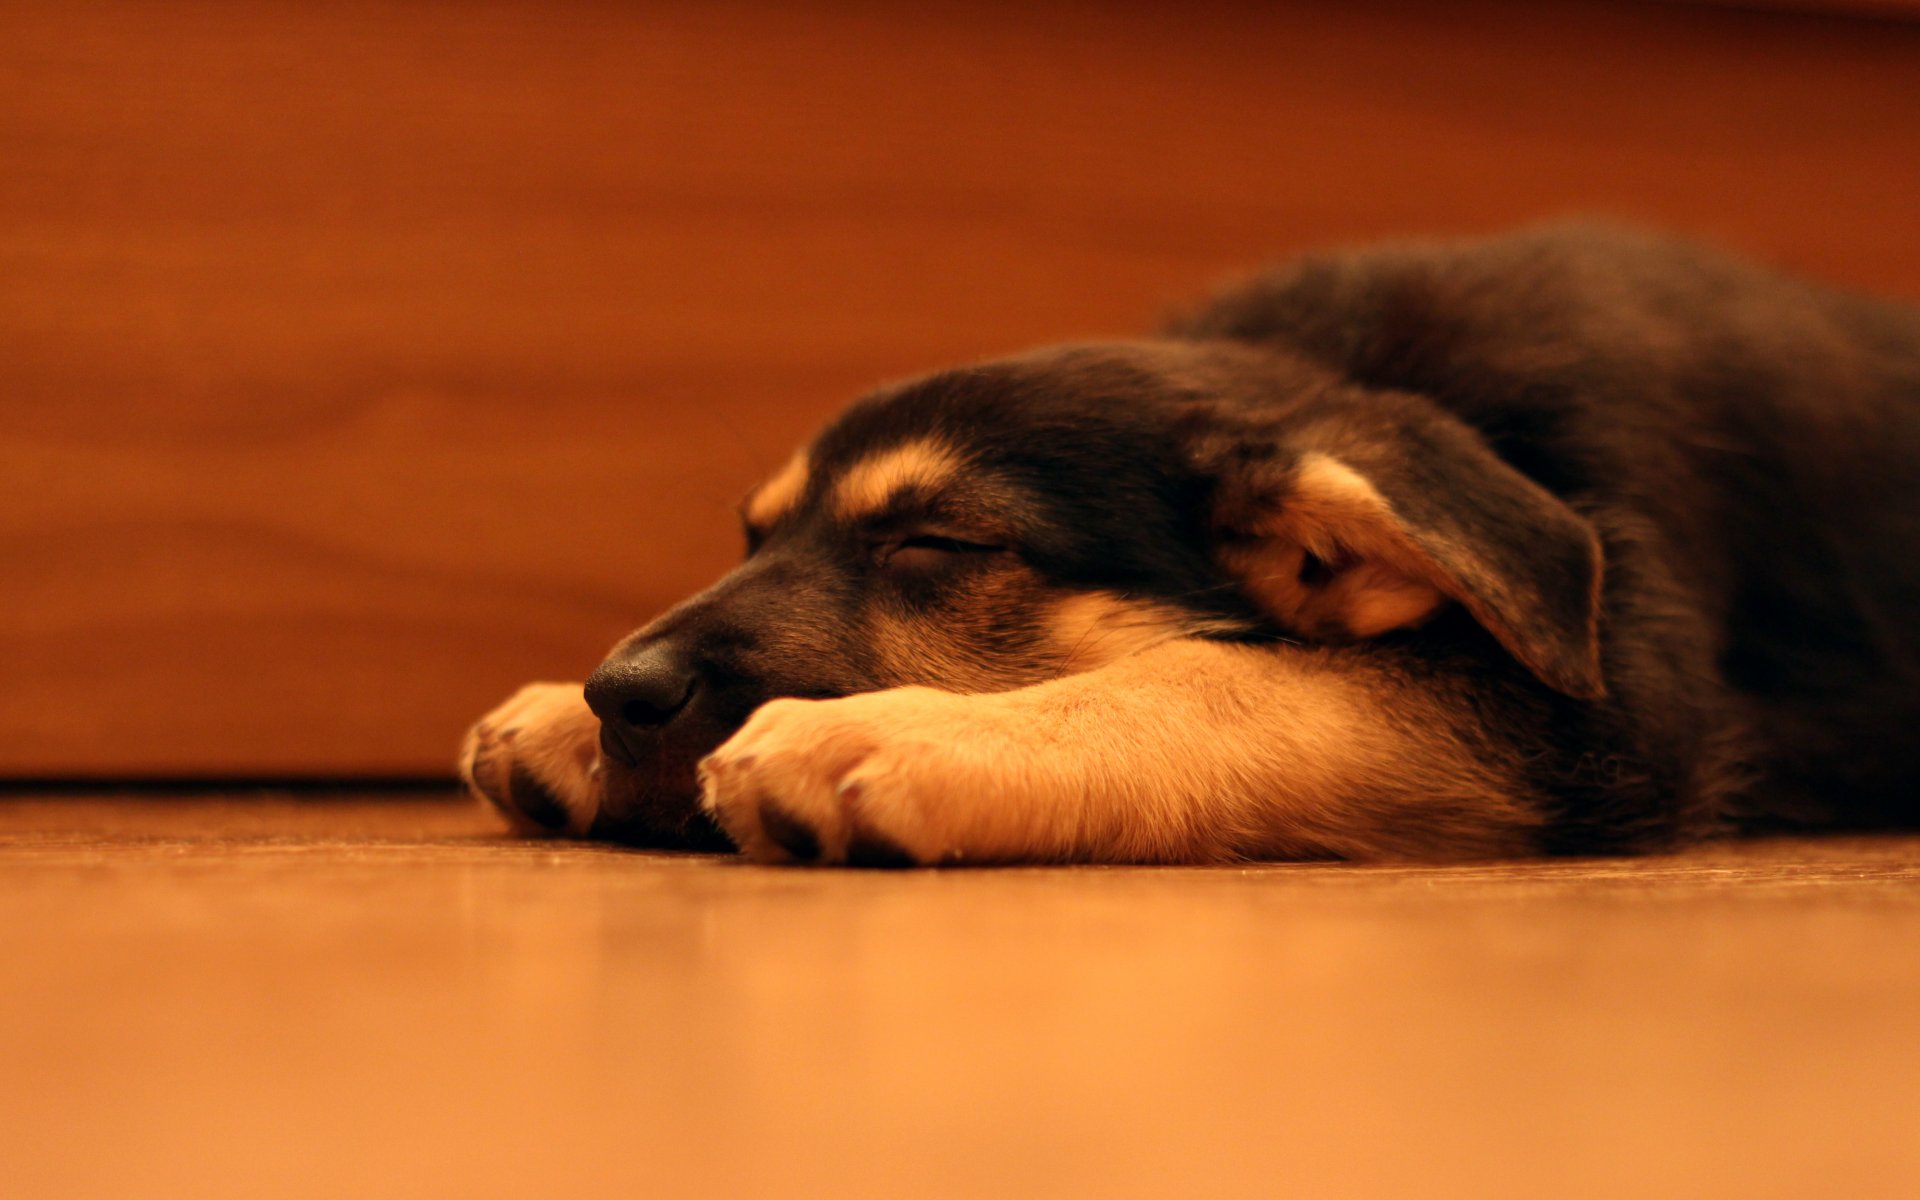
[
  {"xmin": 698, "ymin": 689, "xmax": 1005, "ymax": 867},
  {"xmin": 460, "ymin": 682, "xmax": 603, "ymax": 836}
]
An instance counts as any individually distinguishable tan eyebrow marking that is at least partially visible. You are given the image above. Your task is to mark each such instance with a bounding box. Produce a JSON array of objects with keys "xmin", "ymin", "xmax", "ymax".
[
  {"xmin": 832, "ymin": 438, "xmax": 965, "ymax": 519},
  {"xmin": 743, "ymin": 451, "xmax": 811, "ymax": 529}
]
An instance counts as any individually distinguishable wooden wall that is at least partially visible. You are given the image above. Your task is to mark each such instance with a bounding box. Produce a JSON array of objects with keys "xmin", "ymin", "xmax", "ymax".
[{"xmin": 4, "ymin": 0, "xmax": 1918, "ymax": 777}]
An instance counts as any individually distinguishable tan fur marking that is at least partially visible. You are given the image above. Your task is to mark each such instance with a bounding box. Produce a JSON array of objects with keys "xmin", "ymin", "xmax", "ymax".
[
  {"xmin": 1047, "ymin": 592, "xmax": 1243, "ymax": 674},
  {"xmin": 832, "ymin": 439, "xmax": 964, "ymax": 519},
  {"xmin": 1226, "ymin": 453, "xmax": 1446, "ymax": 640},
  {"xmin": 867, "ymin": 609, "xmax": 1014, "ymax": 694},
  {"xmin": 863, "ymin": 585, "xmax": 1243, "ymax": 696},
  {"xmin": 744, "ymin": 452, "xmax": 810, "ymax": 530},
  {"xmin": 700, "ymin": 638, "xmax": 1541, "ymax": 866}
]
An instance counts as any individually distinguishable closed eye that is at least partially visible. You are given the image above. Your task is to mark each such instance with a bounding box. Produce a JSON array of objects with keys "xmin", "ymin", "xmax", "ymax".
[
  {"xmin": 900, "ymin": 534, "xmax": 1002, "ymax": 554},
  {"xmin": 881, "ymin": 533, "xmax": 1007, "ymax": 568}
]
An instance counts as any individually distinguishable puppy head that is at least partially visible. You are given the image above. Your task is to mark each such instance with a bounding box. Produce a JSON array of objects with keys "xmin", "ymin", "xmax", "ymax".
[{"xmin": 584, "ymin": 340, "xmax": 1603, "ymax": 845}]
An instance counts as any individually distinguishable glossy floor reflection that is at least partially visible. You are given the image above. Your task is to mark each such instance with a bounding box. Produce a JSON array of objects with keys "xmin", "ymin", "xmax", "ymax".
[{"xmin": 4, "ymin": 794, "xmax": 1918, "ymax": 1199}]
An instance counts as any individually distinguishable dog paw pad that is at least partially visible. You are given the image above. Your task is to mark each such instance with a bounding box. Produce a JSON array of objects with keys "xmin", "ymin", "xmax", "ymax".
[
  {"xmin": 506, "ymin": 762, "xmax": 571, "ymax": 831},
  {"xmin": 759, "ymin": 798, "xmax": 822, "ymax": 862},
  {"xmin": 845, "ymin": 827, "xmax": 917, "ymax": 869}
]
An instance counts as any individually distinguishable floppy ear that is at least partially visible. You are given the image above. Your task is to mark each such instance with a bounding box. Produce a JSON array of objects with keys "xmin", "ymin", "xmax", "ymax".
[{"xmin": 1208, "ymin": 421, "xmax": 1606, "ymax": 701}]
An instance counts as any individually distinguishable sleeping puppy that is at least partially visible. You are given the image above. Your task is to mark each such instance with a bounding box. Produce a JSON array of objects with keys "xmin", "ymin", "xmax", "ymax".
[{"xmin": 461, "ymin": 223, "xmax": 1920, "ymax": 865}]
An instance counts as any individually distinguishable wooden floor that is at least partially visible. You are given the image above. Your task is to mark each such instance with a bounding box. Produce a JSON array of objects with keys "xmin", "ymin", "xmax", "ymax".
[{"xmin": 4, "ymin": 795, "xmax": 1918, "ymax": 1199}]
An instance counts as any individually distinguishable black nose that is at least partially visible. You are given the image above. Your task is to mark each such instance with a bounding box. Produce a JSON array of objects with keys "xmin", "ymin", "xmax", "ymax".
[{"xmin": 584, "ymin": 647, "xmax": 698, "ymax": 764}]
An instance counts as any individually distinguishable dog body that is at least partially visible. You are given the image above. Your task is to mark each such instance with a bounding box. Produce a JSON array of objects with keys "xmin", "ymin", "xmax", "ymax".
[{"xmin": 462, "ymin": 224, "xmax": 1920, "ymax": 864}]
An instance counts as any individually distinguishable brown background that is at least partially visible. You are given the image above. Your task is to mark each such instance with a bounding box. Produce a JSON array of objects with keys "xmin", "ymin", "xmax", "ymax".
[{"xmin": 3, "ymin": 0, "xmax": 1918, "ymax": 778}]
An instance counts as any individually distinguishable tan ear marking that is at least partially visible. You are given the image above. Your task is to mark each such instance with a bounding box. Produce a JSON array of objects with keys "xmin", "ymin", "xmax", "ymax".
[
  {"xmin": 1224, "ymin": 453, "xmax": 1446, "ymax": 641},
  {"xmin": 832, "ymin": 438, "xmax": 965, "ymax": 519},
  {"xmin": 1217, "ymin": 447, "xmax": 1606, "ymax": 699},
  {"xmin": 743, "ymin": 452, "xmax": 811, "ymax": 529}
]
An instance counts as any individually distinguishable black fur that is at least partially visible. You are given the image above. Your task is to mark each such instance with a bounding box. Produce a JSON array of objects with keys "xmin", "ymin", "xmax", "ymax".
[{"xmin": 1174, "ymin": 223, "xmax": 1920, "ymax": 845}]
